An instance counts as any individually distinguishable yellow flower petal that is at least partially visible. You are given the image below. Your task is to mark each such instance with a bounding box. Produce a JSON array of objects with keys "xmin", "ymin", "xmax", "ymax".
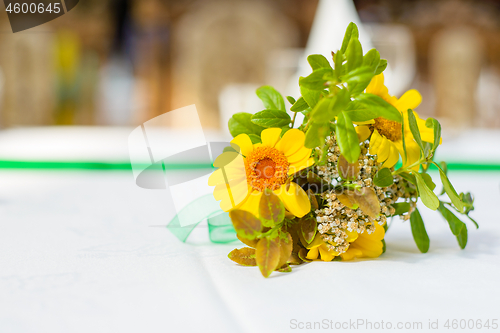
[
  {"xmin": 376, "ymin": 136, "xmax": 391, "ymax": 162},
  {"xmin": 287, "ymin": 146, "xmax": 311, "ymax": 164},
  {"xmin": 275, "ymin": 182, "xmax": 310, "ymax": 218},
  {"xmin": 275, "ymin": 129, "xmax": 305, "ymax": 157},
  {"xmin": 405, "ymin": 141, "xmax": 421, "ymax": 171},
  {"xmin": 238, "ymin": 190, "xmax": 263, "ymax": 217},
  {"xmin": 381, "ymin": 142, "xmax": 400, "ymax": 168},
  {"xmin": 366, "ymin": 74, "xmax": 388, "ymax": 96},
  {"xmin": 356, "ymin": 125, "xmax": 372, "ymax": 142},
  {"xmin": 369, "ymin": 130, "xmax": 383, "ymax": 155},
  {"xmin": 346, "ymin": 229, "xmax": 359, "ymax": 242},
  {"xmin": 261, "ymin": 128, "xmax": 282, "ymax": 147},
  {"xmin": 231, "ymin": 134, "xmax": 253, "ymax": 157},
  {"xmin": 340, "ymin": 247, "xmax": 362, "ymax": 261},
  {"xmin": 318, "ymin": 244, "xmax": 336, "ymax": 261},
  {"xmin": 288, "ymin": 157, "xmax": 314, "ymax": 175},
  {"xmin": 349, "ymin": 242, "xmax": 382, "ymax": 258},
  {"xmin": 208, "ymin": 154, "xmax": 246, "ymax": 186},
  {"xmin": 394, "ymin": 89, "xmax": 422, "ymax": 111},
  {"xmin": 306, "ymin": 246, "xmax": 319, "ymax": 260}
]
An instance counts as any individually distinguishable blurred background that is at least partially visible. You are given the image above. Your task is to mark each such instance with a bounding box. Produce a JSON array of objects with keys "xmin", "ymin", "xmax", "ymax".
[{"xmin": 0, "ymin": 0, "xmax": 499, "ymax": 140}]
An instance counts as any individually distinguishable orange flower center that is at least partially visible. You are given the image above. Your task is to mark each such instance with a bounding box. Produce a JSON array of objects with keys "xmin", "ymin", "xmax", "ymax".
[
  {"xmin": 374, "ymin": 117, "xmax": 401, "ymax": 141},
  {"xmin": 245, "ymin": 146, "xmax": 289, "ymax": 192}
]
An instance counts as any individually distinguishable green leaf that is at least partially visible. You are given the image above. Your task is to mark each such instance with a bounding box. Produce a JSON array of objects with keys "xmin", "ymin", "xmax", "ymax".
[
  {"xmin": 400, "ymin": 171, "xmax": 416, "ymax": 185},
  {"xmin": 228, "ymin": 112, "xmax": 265, "ymax": 138},
  {"xmin": 229, "ymin": 210, "xmax": 262, "ymax": 239},
  {"xmin": 299, "ymin": 68, "xmax": 333, "ymax": 90},
  {"xmin": 375, "ymin": 59, "xmax": 387, "ymax": 75},
  {"xmin": 346, "ymin": 93, "xmax": 401, "ymax": 122},
  {"xmin": 407, "ymin": 109, "xmax": 424, "ymax": 153},
  {"xmin": 290, "ymin": 96, "xmax": 308, "ymax": 112},
  {"xmin": 410, "ymin": 208, "xmax": 430, "ymax": 253},
  {"xmin": 421, "ymin": 173, "xmax": 436, "ymax": 191},
  {"xmin": 457, "ymin": 226, "xmax": 468, "ymax": 249},
  {"xmin": 401, "ymin": 111, "xmax": 407, "ymax": 163},
  {"xmin": 248, "ymin": 134, "xmax": 261, "ymax": 144},
  {"xmin": 333, "ymin": 50, "xmax": 344, "ymax": 81},
  {"xmin": 340, "ymin": 22, "xmax": 359, "ymax": 54},
  {"xmin": 363, "ymin": 48, "xmax": 381, "ymax": 73},
  {"xmin": 256, "ymin": 86, "xmax": 285, "ymax": 112},
  {"xmin": 438, "ymin": 203, "xmax": 468, "ymax": 249},
  {"xmin": 351, "ymin": 187, "xmax": 381, "ymax": 219},
  {"xmin": 228, "ymin": 247, "xmax": 257, "ymax": 266},
  {"xmin": 259, "ymin": 189, "xmax": 285, "ymax": 228},
  {"xmin": 435, "ymin": 163, "xmax": 465, "ymax": 213},
  {"xmin": 335, "ymin": 112, "xmax": 360, "ymax": 163},
  {"xmin": 255, "ymin": 237, "xmax": 281, "ymax": 278},
  {"xmin": 343, "ymin": 66, "xmax": 374, "ymax": 95},
  {"xmin": 346, "ymin": 35, "xmax": 363, "ymax": 72},
  {"xmin": 300, "ymin": 216, "xmax": 317, "ymax": 244},
  {"xmin": 300, "ymin": 86, "xmax": 321, "ymax": 109},
  {"xmin": 373, "ymin": 168, "xmax": 394, "ymax": 187},
  {"xmin": 286, "ymin": 96, "xmax": 296, "ymax": 105},
  {"xmin": 277, "ymin": 232, "xmax": 293, "ymax": 269},
  {"xmin": 251, "ymin": 110, "xmax": 291, "ymax": 128},
  {"xmin": 337, "ymin": 154, "xmax": 360, "ymax": 181},
  {"xmin": 304, "ymin": 122, "xmax": 328, "ymax": 149},
  {"xmin": 307, "ymin": 54, "xmax": 332, "ymax": 70},
  {"xmin": 425, "ymin": 117, "xmax": 441, "ymax": 156},
  {"xmin": 466, "ymin": 214, "xmax": 479, "ymax": 229},
  {"xmin": 413, "ymin": 172, "xmax": 439, "ymax": 210},
  {"xmin": 391, "ymin": 202, "xmax": 411, "ymax": 216},
  {"xmin": 438, "ymin": 161, "xmax": 448, "ymax": 195},
  {"xmin": 310, "ymin": 96, "xmax": 342, "ymax": 123}
]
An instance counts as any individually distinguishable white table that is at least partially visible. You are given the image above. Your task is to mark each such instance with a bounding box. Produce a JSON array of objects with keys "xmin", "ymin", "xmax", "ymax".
[{"xmin": 0, "ymin": 128, "xmax": 499, "ymax": 333}]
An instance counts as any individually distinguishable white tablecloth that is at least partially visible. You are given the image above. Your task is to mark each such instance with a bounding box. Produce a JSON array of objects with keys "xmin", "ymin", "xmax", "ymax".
[
  {"xmin": 0, "ymin": 127, "xmax": 499, "ymax": 332},
  {"xmin": 0, "ymin": 170, "xmax": 499, "ymax": 333}
]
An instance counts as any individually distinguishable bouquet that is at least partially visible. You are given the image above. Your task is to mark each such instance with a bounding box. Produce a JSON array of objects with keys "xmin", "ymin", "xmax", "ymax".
[{"xmin": 209, "ymin": 23, "xmax": 478, "ymax": 278}]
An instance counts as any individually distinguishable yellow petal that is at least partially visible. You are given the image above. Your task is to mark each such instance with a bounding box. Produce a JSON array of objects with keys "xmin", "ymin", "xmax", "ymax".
[
  {"xmin": 238, "ymin": 190, "xmax": 263, "ymax": 217},
  {"xmin": 288, "ymin": 157, "xmax": 314, "ymax": 175},
  {"xmin": 287, "ymin": 146, "xmax": 311, "ymax": 164},
  {"xmin": 393, "ymin": 140, "xmax": 406, "ymax": 165},
  {"xmin": 381, "ymin": 142, "xmax": 400, "ymax": 168},
  {"xmin": 356, "ymin": 126, "xmax": 372, "ymax": 142},
  {"xmin": 405, "ymin": 141, "xmax": 421, "ymax": 171},
  {"xmin": 275, "ymin": 182, "xmax": 310, "ymax": 218},
  {"xmin": 376, "ymin": 136, "xmax": 391, "ymax": 162},
  {"xmin": 349, "ymin": 242, "xmax": 382, "ymax": 258},
  {"xmin": 318, "ymin": 244, "xmax": 336, "ymax": 261},
  {"xmin": 369, "ymin": 130, "xmax": 383, "ymax": 155},
  {"xmin": 366, "ymin": 74, "xmax": 388, "ymax": 96},
  {"xmin": 346, "ymin": 229, "xmax": 359, "ymax": 242},
  {"xmin": 218, "ymin": 187, "xmax": 251, "ymax": 211},
  {"xmin": 275, "ymin": 129, "xmax": 305, "ymax": 157},
  {"xmin": 394, "ymin": 89, "xmax": 422, "ymax": 111},
  {"xmin": 231, "ymin": 134, "xmax": 253, "ymax": 157},
  {"xmin": 208, "ymin": 155, "xmax": 246, "ymax": 186},
  {"xmin": 340, "ymin": 246, "xmax": 363, "ymax": 261},
  {"xmin": 306, "ymin": 246, "xmax": 319, "ymax": 260},
  {"xmin": 261, "ymin": 128, "xmax": 282, "ymax": 147}
]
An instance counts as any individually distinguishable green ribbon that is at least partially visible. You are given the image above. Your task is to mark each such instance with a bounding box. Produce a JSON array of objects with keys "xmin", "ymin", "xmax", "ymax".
[
  {"xmin": 0, "ymin": 159, "xmax": 498, "ymax": 171},
  {"xmin": 166, "ymin": 194, "xmax": 237, "ymax": 243}
]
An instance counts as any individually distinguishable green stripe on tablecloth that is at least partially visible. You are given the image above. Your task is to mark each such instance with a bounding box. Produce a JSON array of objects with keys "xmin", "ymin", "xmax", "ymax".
[
  {"xmin": 0, "ymin": 160, "xmax": 212, "ymax": 170},
  {"xmin": 0, "ymin": 160, "xmax": 498, "ymax": 171}
]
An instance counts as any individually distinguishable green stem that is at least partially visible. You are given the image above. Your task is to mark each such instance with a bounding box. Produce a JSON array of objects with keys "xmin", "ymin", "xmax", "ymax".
[{"xmin": 291, "ymin": 111, "xmax": 297, "ymax": 128}]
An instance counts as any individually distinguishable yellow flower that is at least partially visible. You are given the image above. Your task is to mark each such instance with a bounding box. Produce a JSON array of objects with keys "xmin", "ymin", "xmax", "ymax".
[
  {"xmin": 355, "ymin": 74, "xmax": 439, "ymax": 171},
  {"xmin": 304, "ymin": 223, "xmax": 385, "ymax": 261},
  {"xmin": 209, "ymin": 128, "xmax": 314, "ymax": 218}
]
